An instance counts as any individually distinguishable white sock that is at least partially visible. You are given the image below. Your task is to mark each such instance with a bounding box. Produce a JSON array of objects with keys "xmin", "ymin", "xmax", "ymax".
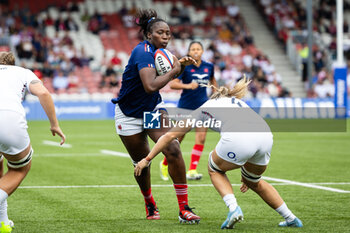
[
  {"xmin": 0, "ymin": 189, "xmax": 9, "ymax": 225},
  {"xmin": 223, "ymin": 194, "xmax": 238, "ymax": 212},
  {"xmin": 275, "ymin": 202, "xmax": 296, "ymax": 222}
]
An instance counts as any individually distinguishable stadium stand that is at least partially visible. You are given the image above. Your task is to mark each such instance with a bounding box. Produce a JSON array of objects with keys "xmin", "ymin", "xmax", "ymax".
[
  {"xmin": 256, "ymin": 0, "xmax": 350, "ymax": 98},
  {"xmin": 3, "ymin": 0, "xmax": 346, "ymax": 101}
]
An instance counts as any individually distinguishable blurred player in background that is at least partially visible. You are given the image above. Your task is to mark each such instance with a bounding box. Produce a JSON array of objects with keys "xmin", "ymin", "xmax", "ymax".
[
  {"xmin": 160, "ymin": 41, "xmax": 217, "ymax": 181},
  {"xmin": 111, "ymin": 9, "xmax": 200, "ymax": 223},
  {"xmin": 0, "ymin": 52, "xmax": 65, "ymax": 232},
  {"xmin": 135, "ymin": 76, "xmax": 303, "ymax": 229}
]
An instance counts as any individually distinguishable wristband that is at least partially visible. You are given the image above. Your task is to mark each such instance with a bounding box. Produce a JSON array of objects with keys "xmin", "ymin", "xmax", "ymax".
[{"xmin": 145, "ymin": 156, "xmax": 152, "ymax": 162}]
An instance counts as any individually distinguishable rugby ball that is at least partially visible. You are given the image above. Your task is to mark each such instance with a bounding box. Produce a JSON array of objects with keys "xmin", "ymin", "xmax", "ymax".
[{"xmin": 154, "ymin": 48, "xmax": 174, "ymax": 75}]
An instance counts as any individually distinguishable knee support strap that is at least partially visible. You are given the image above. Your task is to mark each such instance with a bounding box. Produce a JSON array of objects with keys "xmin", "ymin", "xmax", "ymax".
[
  {"xmin": 241, "ymin": 166, "xmax": 261, "ymax": 183},
  {"xmin": 208, "ymin": 151, "xmax": 224, "ymax": 174},
  {"xmin": 7, "ymin": 148, "xmax": 33, "ymax": 169}
]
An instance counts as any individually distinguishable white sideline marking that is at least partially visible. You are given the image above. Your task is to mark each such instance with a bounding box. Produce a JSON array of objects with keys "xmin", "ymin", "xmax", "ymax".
[
  {"xmin": 309, "ymin": 182, "xmax": 350, "ymax": 185},
  {"xmin": 18, "ymin": 182, "xmax": 350, "ymax": 190},
  {"xmin": 15, "ymin": 183, "xmax": 289, "ymax": 189},
  {"xmin": 36, "ymin": 153, "xmax": 103, "ymax": 157},
  {"xmin": 263, "ymin": 176, "xmax": 350, "ymax": 193},
  {"xmin": 100, "ymin": 150, "xmax": 129, "ymax": 157},
  {"xmin": 29, "ymin": 150, "xmax": 350, "ymax": 194},
  {"xmin": 34, "ymin": 151, "xmax": 210, "ymax": 157},
  {"xmin": 42, "ymin": 140, "xmax": 72, "ymax": 148}
]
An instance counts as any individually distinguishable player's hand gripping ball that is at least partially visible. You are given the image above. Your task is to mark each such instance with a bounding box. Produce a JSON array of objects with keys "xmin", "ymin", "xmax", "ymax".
[{"xmin": 154, "ymin": 48, "xmax": 174, "ymax": 75}]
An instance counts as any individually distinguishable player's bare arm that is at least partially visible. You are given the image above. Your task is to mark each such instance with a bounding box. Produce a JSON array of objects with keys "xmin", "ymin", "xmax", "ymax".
[
  {"xmin": 29, "ymin": 80, "xmax": 66, "ymax": 145},
  {"xmin": 169, "ymin": 56, "xmax": 198, "ymax": 90},
  {"xmin": 135, "ymin": 123, "xmax": 192, "ymax": 176},
  {"xmin": 139, "ymin": 56, "xmax": 181, "ymax": 93},
  {"xmin": 179, "ymin": 56, "xmax": 197, "ymax": 66},
  {"xmin": 210, "ymin": 76, "xmax": 218, "ymax": 92},
  {"xmin": 175, "ymin": 56, "xmax": 197, "ymax": 78},
  {"xmin": 169, "ymin": 79, "xmax": 199, "ymax": 90}
]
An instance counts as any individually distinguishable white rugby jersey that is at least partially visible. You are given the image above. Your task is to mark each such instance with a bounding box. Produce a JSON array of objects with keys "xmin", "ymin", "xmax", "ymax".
[
  {"xmin": 193, "ymin": 97, "xmax": 271, "ymax": 133},
  {"xmin": 0, "ymin": 65, "xmax": 39, "ymax": 116}
]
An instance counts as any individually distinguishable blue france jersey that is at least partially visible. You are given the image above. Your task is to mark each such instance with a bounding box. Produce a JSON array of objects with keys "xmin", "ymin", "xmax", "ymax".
[
  {"xmin": 177, "ymin": 61, "xmax": 214, "ymax": 110},
  {"xmin": 111, "ymin": 41, "xmax": 161, "ymax": 118}
]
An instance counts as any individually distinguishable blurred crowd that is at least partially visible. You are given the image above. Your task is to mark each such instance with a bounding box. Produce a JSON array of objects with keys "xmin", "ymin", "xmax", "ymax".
[
  {"xmin": 164, "ymin": 1, "xmax": 291, "ymax": 98},
  {"xmin": 0, "ymin": 1, "xmax": 117, "ymax": 95},
  {"xmin": 2, "ymin": 0, "xmax": 347, "ymax": 99},
  {"xmin": 257, "ymin": 0, "xmax": 350, "ymax": 98}
]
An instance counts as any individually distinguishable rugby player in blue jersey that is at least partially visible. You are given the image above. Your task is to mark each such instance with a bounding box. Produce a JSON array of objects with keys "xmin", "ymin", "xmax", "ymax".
[
  {"xmin": 160, "ymin": 41, "xmax": 217, "ymax": 181},
  {"xmin": 135, "ymin": 77, "xmax": 303, "ymax": 229},
  {"xmin": 111, "ymin": 9, "xmax": 200, "ymax": 223}
]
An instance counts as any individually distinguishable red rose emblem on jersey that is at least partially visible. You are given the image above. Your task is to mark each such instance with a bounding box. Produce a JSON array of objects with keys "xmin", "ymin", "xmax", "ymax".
[
  {"xmin": 204, "ymin": 68, "xmax": 209, "ymax": 73},
  {"xmin": 191, "ymin": 69, "xmax": 195, "ymax": 72},
  {"xmin": 118, "ymin": 124, "xmax": 122, "ymax": 130}
]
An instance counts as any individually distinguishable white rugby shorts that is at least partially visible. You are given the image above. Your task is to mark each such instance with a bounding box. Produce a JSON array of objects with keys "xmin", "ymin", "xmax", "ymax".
[
  {"xmin": 0, "ymin": 110, "xmax": 30, "ymax": 155},
  {"xmin": 215, "ymin": 132, "xmax": 273, "ymax": 166},
  {"xmin": 115, "ymin": 103, "xmax": 166, "ymax": 136}
]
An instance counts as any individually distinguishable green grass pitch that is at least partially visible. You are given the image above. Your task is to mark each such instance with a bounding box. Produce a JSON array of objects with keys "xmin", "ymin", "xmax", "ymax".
[{"xmin": 5, "ymin": 120, "xmax": 350, "ymax": 232}]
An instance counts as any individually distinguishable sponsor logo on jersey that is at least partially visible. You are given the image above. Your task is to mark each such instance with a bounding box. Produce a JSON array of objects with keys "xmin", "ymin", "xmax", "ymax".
[
  {"xmin": 192, "ymin": 74, "xmax": 208, "ymax": 79},
  {"xmin": 193, "ymin": 79, "xmax": 209, "ymax": 84},
  {"xmin": 227, "ymin": 152, "xmax": 236, "ymax": 161}
]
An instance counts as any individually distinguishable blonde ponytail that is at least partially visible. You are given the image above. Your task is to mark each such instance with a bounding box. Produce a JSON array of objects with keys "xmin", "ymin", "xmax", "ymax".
[
  {"xmin": 210, "ymin": 85, "xmax": 229, "ymax": 99},
  {"xmin": 205, "ymin": 75, "xmax": 251, "ymax": 99},
  {"xmin": 0, "ymin": 52, "xmax": 15, "ymax": 65},
  {"xmin": 227, "ymin": 75, "xmax": 251, "ymax": 99}
]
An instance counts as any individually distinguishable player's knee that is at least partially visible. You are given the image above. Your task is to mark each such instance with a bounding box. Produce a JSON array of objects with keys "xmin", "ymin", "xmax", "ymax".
[
  {"xmin": 7, "ymin": 161, "xmax": 31, "ymax": 179},
  {"xmin": 163, "ymin": 140, "xmax": 181, "ymax": 161}
]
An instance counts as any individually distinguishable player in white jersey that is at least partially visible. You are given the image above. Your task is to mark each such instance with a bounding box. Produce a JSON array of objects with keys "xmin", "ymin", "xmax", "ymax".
[
  {"xmin": 0, "ymin": 52, "xmax": 65, "ymax": 232},
  {"xmin": 135, "ymin": 76, "xmax": 303, "ymax": 229}
]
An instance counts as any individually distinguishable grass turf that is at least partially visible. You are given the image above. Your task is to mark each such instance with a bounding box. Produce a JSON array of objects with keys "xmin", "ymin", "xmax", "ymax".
[{"xmin": 4, "ymin": 120, "xmax": 350, "ymax": 232}]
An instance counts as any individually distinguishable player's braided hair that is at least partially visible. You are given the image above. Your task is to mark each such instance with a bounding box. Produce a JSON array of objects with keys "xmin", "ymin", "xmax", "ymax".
[
  {"xmin": 203, "ymin": 75, "xmax": 251, "ymax": 99},
  {"xmin": 0, "ymin": 52, "xmax": 15, "ymax": 65},
  {"xmin": 135, "ymin": 9, "xmax": 166, "ymax": 39}
]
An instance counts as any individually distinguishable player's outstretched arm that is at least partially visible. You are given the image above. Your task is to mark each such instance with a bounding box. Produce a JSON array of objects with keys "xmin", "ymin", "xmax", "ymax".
[
  {"xmin": 240, "ymin": 182, "xmax": 249, "ymax": 193},
  {"xmin": 178, "ymin": 56, "xmax": 196, "ymax": 66},
  {"xmin": 210, "ymin": 76, "xmax": 218, "ymax": 90},
  {"xmin": 29, "ymin": 80, "xmax": 66, "ymax": 145},
  {"xmin": 134, "ymin": 123, "xmax": 191, "ymax": 176},
  {"xmin": 176, "ymin": 56, "xmax": 197, "ymax": 78}
]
